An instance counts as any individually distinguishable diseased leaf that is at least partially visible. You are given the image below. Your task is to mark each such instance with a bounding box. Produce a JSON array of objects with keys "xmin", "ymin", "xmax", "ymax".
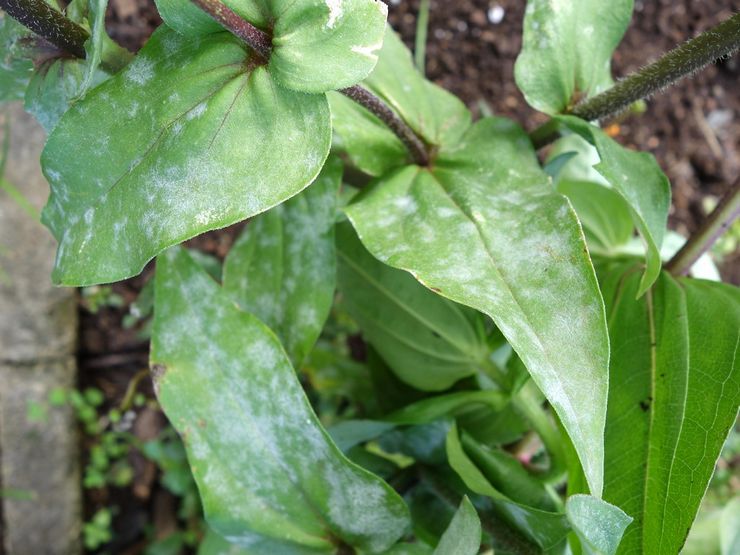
[
  {"xmin": 329, "ymin": 28, "xmax": 471, "ymax": 176},
  {"xmin": 41, "ymin": 27, "xmax": 330, "ymax": 286},
  {"xmin": 155, "ymin": 0, "xmax": 388, "ymax": 93},
  {"xmin": 337, "ymin": 222, "xmax": 488, "ymax": 391},
  {"xmin": 223, "ymin": 157, "xmax": 341, "ymax": 366},
  {"xmin": 346, "ymin": 117, "xmax": 609, "ymax": 496},
  {"xmin": 515, "ymin": 0, "xmax": 633, "ymax": 114},
  {"xmin": 0, "ymin": 13, "xmax": 34, "ymax": 102},
  {"xmin": 602, "ymin": 269, "xmax": 740, "ymax": 554},
  {"xmin": 566, "ymin": 495, "xmax": 632, "ymax": 555},
  {"xmin": 555, "ymin": 115, "xmax": 671, "ymax": 295},
  {"xmin": 198, "ymin": 528, "xmax": 327, "ymax": 554},
  {"xmin": 151, "ymin": 246, "xmax": 410, "ymax": 553},
  {"xmin": 432, "ymin": 496, "xmax": 481, "ymax": 555}
]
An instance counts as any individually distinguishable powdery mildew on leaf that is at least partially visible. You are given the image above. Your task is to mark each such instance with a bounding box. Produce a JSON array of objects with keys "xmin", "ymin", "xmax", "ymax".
[
  {"xmin": 223, "ymin": 157, "xmax": 341, "ymax": 366},
  {"xmin": 40, "ymin": 27, "xmax": 330, "ymax": 286},
  {"xmin": 346, "ymin": 117, "xmax": 609, "ymax": 496},
  {"xmin": 151, "ymin": 247, "xmax": 409, "ymax": 552}
]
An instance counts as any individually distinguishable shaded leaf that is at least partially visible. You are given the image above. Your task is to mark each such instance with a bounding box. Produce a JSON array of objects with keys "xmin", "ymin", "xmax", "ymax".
[
  {"xmin": 385, "ymin": 391, "xmax": 507, "ymax": 427},
  {"xmin": 515, "ymin": 0, "xmax": 633, "ymax": 114},
  {"xmin": 432, "ymin": 496, "xmax": 481, "ymax": 555},
  {"xmin": 155, "ymin": 0, "xmax": 388, "ymax": 93},
  {"xmin": 223, "ymin": 157, "xmax": 341, "ymax": 365},
  {"xmin": 151, "ymin": 247, "xmax": 409, "ymax": 552},
  {"xmin": 555, "ymin": 115, "xmax": 671, "ymax": 295},
  {"xmin": 602, "ymin": 269, "xmax": 740, "ymax": 554},
  {"xmin": 0, "ymin": 13, "xmax": 34, "ymax": 102},
  {"xmin": 337, "ymin": 221, "xmax": 488, "ymax": 390},
  {"xmin": 41, "ymin": 27, "xmax": 330, "ymax": 285},
  {"xmin": 346, "ymin": 117, "xmax": 609, "ymax": 495}
]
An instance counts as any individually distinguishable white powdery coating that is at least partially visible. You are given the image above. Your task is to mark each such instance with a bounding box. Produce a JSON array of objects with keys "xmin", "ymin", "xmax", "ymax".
[
  {"xmin": 325, "ymin": 0, "xmax": 343, "ymax": 28},
  {"xmin": 125, "ymin": 57, "xmax": 155, "ymax": 85}
]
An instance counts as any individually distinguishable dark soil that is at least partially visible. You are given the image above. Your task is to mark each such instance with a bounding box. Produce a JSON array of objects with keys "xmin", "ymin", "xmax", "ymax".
[{"xmin": 78, "ymin": 1, "xmax": 739, "ymax": 552}]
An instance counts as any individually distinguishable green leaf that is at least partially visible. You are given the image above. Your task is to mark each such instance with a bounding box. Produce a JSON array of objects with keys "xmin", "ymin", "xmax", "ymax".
[
  {"xmin": 565, "ymin": 495, "xmax": 632, "ymax": 555},
  {"xmin": 41, "ymin": 27, "xmax": 330, "ymax": 286},
  {"xmin": 557, "ymin": 180, "xmax": 633, "ymax": 255},
  {"xmin": 385, "ymin": 391, "xmax": 507, "ymax": 427},
  {"xmin": 152, "ymin": 246, "xmax": 410, "ymax": 552},
  {"xmin": 346, "ymin": 117, "xmax": 609, "ymax": 496},
  {"xmin": 515, "ymin": 0, "xmax": 633, "ymax": 114},
  {"xmin": 445, "ymin": 423, "xmax": 569, "ymax": 551},
  {"xmin": 432, "ymin": 497, "xmax": 481, "ymax": 555},
  {"xmin": 0, "ymin": 13, "xmax": 34, "ymax": 102},
  {"xmin": 555, "ymin": 115, "xmax": 671, "ymax": 296},
  {"xmin": 198, "ymin": 528, "xmax": 327, "ymax": 554},
  {"xmin": 223, "ymin": 157, "xmax": 341, "ymax": 366},
  {"xmin": 337, "ymin": 222, "xmax": 488, "ymax": 391},
  {"xmin": 330, "ymin": 28, "xmax": 470, "ymax": 175},
  {"xmin": 602, "ymin": 269, "xmax": 740, "ymax": 554},
  {"xmin": 155, "ymin": 0, "xmax": 388, "ymax": 93}
]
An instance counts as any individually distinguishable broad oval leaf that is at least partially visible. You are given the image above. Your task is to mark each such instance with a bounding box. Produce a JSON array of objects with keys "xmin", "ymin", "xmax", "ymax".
[
  {"xmin": 515, "ymin": 0, "xmax": 633, "ymax": 114},
  {"xmin": 432, "ymin": 497, "xmax": 481, "ymax": 555},
  {"xmin": 155, "ymin": 0, "xmax": 388, "ymax": 93},
  {"xmin": 346, "ymin": 117, "xmax": 609, "ymax": 496},
  {"xmin": 337, "ymin": 222, "xmax": 489, "ymax": 391},
  {"xmin": 223, "ymin": 157, "xmax": 341, "ymax": 366},
  {"xmin": 151, "ymin": 246, "xmax": 410, "ymax": 553},
  {"xmin": 602, "ymin": 268, "xmax": 740, "ymax": 554},
  {"xmin": 41, "ymin": 27, "xmax": 330, "ymax": 286},
  {"xmin": 555, "ymin": 115, "xmax": 671, "ymax": 296}
]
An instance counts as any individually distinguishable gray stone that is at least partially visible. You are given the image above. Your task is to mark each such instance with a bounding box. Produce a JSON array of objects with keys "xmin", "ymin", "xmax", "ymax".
[
  {"xmin": 0, "ymin": 103, "xmax": 81, "ymax": 555},
  {"xmin": 0, "ymin": 105, "xmax": 77, "ymax": 362}
]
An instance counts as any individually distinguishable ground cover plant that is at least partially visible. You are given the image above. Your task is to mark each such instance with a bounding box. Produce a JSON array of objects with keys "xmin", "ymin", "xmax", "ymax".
[{"xmin": 1, "ymin": 0, "xmax": 739, "ymax": 553}]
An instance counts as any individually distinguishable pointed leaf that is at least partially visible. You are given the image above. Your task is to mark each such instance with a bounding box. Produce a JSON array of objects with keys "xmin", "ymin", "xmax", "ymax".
[
  {"xmin": 555, "ymin": 115, "xmax": 671, "ymax": 295},
  {"xmin": 515, "ymin": 0, "xmax": 633, "ymax": 114},
  {"xmin": 337, "ymin": 222, "xmax": 488, "ymax": 390},
  {"xmin": 41, "ymin": 27, "xmax": 330, "ymax": 286},
  {"xmin": 156, "ymin": 0, "xmax": 388, "ymax": 93},
  {"xmin": 151, "ymin": 246, "xmax": 410, "ymax": 552},
  {"xmin": 432, "ymin": 496, "xmax": 481, "ymax": 555},
  {"xmin": 445, "ymin": 423, "xmax": 570, "ymax": 550},
  {"xmin": 565, "ymin": 495, "xmax": 632, "ymax": 555},
  {"xmin": 346, "ymin": 117, "xmax": 609, "ymax": 495},
  {"xmin": 223, "ymin": 157, "xmax": 341, "ymax": 366},
  {"xmin": 602, "ymin": 269, "xmax": 740, "ymax": 554}
]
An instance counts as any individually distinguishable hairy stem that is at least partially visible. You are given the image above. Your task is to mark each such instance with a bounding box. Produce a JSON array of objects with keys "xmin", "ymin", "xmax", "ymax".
[
  {"xmin": 340, "ymin": 85, "xmax": 430, "ymax": 166},
  {"xmin": 189, "ymin": 0, "xmax": 272, "ymax": 62},
  {"xmin": 0, "ymin": 0, "xmax": 88, "ymax": 58},
  {"xmin": 666, "ymin": 181, "xmax": 740, "ymax": 276},
  {"xmin": 571, "ymin": 13, "xmax": 740, "ymax": 122}
]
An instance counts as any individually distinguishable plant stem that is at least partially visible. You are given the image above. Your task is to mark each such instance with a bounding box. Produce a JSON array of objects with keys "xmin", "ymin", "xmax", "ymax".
[
  {"xmin": 414, "ymin": 0, "xmax": 430, "ymax": 74},
  {"xmin": 189, "ymin": 0, "xmax": 431, "ymax": 166},
  {"xmin": 189, "ymin": 0, "xmax": 272, "ymax": 62},
  {"xmin": 340, "ymin": 85, "xmax": 430, "ymax": 166},
  {"xmin": 0, "ymin": 0, "xmax": 89, "ymax": 59},
  {"xmin": 571, "ymin": 13, "xmax": 740, "ymax": 122},
  {"xmin": 666, "ymin": 181, "xmax": 740, "ymax": 276}
]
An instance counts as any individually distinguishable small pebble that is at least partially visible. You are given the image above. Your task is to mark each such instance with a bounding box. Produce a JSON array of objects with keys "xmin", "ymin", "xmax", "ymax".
[{"xmin": 488, "ymin": 5, "xmax": 505, "ymax": 25}]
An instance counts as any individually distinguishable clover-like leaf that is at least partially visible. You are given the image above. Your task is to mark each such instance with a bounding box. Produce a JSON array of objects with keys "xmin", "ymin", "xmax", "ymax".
[
  {"xmin": 152, "ymin": 246, "xmax": 410, "ymax": 552},
  {"xmin": 41, "ymin": 27, "xmax": 330, "ymax": 285},
  {"xmin": 155, "ymin": 0, "xmax": 388, "ymax": 93},
  {"xmin": 346, "ymin": 117, "xmax": 609, "ymax": 496},
  {"xmin": 515, "ymin": 0, "xmax": 633, "ymax": 114}
]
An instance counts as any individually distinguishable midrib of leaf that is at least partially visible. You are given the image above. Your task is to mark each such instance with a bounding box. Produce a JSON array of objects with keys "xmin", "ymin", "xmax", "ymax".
[
  {"xmin": 166, "ymin": 261, "xmax": 337, "ymax": 548},
  {"xmin": 426, "ymin": 170, "xmax": 587, "ymax": 463},
  {"xmin": 337, "ymin": 248, "xmax": 475, "ymax": 359}
]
